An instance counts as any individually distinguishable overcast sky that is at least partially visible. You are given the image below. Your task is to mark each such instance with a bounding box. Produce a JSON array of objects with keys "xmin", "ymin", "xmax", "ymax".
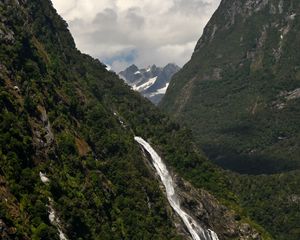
[{"xmin": 51, "ymin": 0, "xmax": 221, "ymax": 72}]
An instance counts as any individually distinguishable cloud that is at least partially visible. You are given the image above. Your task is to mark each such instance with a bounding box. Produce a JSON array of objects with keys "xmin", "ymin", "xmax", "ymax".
[{"xmin": 51, "ymin": 0, "xmax": 221, "ymax": 72}]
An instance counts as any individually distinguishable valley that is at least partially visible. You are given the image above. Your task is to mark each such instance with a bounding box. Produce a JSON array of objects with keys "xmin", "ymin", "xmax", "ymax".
[{"xmin": 0, "ymin": 0, "xmax": 299, "ymax": 240}]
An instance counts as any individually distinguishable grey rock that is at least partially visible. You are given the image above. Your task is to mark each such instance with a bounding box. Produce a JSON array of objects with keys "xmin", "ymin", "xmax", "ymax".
[{"xmin": 173, "ymin": 175, "xmax": 262, "ymax": 240}]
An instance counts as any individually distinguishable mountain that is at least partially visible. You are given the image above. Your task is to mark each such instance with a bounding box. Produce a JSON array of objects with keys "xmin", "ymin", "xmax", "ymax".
[
  {"xmin": 161, "ymin": 0, "xmax": 300, "ymax": 239},
  {"xmin": 0, "ymin": 0, "xmax": 269, "ymax": 240},
  {"xmin": 119, "ymin": 64, "xmax": 180, "ymax": 104},
  {"xmin": 161, "ymin": 0, "xmax": 300, "ymax": 174}
]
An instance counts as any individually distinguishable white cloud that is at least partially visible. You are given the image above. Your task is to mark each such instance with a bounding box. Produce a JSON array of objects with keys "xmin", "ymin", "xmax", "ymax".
[{"xmin": 51, "ymin": 0, "xmax": 221, "ymax": 72}]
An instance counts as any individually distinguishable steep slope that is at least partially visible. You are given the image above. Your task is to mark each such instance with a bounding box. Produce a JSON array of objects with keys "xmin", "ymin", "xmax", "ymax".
[
  {"xmin": 0, "ymin": 0, "xmax": 269, "ymax": 239},
  {"xmin": 161, "ymin": 0, "xmax": 300, "ymax": 239},
  {"xmin": 119, "ymin": 64, "xmax": 180, "ymax": 104},
  {"xmin": 161, "ymin": 0, "xmax": 300, "ymax": 174}
]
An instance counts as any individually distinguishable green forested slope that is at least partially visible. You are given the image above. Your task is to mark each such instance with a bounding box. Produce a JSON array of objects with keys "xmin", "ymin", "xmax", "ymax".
[
  {"xmin": 161, "ymin": 0, "xmax": 300, "ymax": 174},
  {"xmin": 230, "ymin": 171, "xmax": 300, "ymax": 240},
  {"xmin": 0, "ymin": 1, "xmax": 182, "ymax": 239},
  {"xmin": 161, "ymin": 0, "xmax": 300, "ymax": 239}
]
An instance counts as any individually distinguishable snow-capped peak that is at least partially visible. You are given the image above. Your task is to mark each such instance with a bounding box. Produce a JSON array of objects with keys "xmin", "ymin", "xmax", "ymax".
[{"xmin": 118, "ymin": 63, "xmax": 180, "ymax": 105}]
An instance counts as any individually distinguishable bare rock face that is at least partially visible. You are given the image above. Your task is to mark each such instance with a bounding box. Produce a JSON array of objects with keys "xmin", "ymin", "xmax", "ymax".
[{"xmin": 174, "ymin": 176, "xmax": 262, "ymax": 240}]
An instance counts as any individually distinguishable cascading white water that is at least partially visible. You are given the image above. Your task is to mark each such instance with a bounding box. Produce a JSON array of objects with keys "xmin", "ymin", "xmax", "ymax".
[
  {"xmin": 48, "ymin": 198, "xmax": 68, "ymax": 240},
  {"xmin": 134, "ymin": 137, "xmax": 219, "ymax": 240},
  {"xmin": 39, "ymin": 172, "xmax": 68, "ymax": 240}
]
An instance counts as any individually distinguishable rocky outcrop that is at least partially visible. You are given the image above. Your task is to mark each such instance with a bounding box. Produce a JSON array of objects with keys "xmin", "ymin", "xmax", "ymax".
[{"xmin": 175, "ymin": 177, "xmax": 262, "ymax": 240}]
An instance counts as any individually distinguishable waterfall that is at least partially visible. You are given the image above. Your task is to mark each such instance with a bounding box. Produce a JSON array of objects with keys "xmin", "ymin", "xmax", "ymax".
[
  {"xmin": 48, "ymin": 198, "xmax": 68, "ymax": 240},
  {"xmin": 134, "ymin": 137, "xmax": 219, "ymax": 240},
  {"xmin": 39, "ymin": 172, "xmax": 68, "ymax": 240}
]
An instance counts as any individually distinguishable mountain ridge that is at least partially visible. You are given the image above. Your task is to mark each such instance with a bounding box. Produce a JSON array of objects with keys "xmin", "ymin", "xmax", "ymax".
[{"xmin": 119, "ymin": 63, "xmax": 180, "ymax": 104}]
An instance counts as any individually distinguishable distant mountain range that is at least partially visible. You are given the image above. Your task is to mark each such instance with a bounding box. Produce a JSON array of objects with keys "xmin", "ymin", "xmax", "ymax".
[{"xmin": 119, "ymin": 64, "xmax": 180, "ymax": 104}]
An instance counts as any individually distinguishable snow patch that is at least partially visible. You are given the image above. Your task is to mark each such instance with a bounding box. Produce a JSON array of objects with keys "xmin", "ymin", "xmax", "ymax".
[
  {"xmin": 133, "ymin": 76, "xmax": 157, "ymax": 92},
  {"xmin": 105, "ymin": 65, "xmax": 112, "ymax": 71},
  {"xmin": 149, "ymin": 83, "xmax": 169, "ymax": 97}
]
